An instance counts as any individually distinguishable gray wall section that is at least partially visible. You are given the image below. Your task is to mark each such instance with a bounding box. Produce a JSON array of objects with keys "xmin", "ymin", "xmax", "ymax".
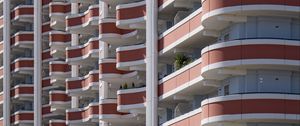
[
  {"xmin": 218, "ymin": 16, "xmax": 300, "ymax": 41},
  {"xmin": 291, "ymin": 72, "xmax": 300, "ymax": 93},
  {"xmin": 219, "ymin": 70, "xmax": 300, "ymax": 95},
  {"xmin": 257, "ymin": 17, "xmax": 291, "ymax": 39},
  {"xmin": 291, "ymin": 19, "xmax": 300, "ymax": 39}
]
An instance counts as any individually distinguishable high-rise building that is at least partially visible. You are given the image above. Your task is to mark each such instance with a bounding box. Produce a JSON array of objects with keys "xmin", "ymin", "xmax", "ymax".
[{"xmin": 0, "ymin": 0, "xmax": 299, "ymax": 126}]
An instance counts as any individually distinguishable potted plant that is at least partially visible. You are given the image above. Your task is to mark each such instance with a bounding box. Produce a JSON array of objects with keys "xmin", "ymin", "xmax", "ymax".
[{"xmin": 174, "ymin": 53, "xmax": 191, "ymax": 70}]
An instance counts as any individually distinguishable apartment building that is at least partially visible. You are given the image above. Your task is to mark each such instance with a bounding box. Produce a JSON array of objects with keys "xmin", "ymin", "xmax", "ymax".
[{"xmin": 0, "ymin": 0, "xmax": 299, "ymax": 126}]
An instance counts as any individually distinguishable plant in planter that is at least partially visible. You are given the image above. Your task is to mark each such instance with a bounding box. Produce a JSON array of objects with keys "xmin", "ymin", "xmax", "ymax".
[
  {"xmin": 174, "ymin": 53, "xmax": 191, "ymax": 70},
  {"xmin": 123, "ymin": 83, "xmax": 128, "ymax": 89}
]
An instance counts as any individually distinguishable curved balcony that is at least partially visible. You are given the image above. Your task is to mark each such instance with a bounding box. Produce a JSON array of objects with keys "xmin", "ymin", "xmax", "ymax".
[
  {"xmin": 42, "ymin": 77, "xmax": 51, "ymax": 89},
  {"xmin": 49, "ymin": 120, "xmax": 66, "ymax": 126},
  {"xmin": 158, "ymin": 9, "xmax": 204, "ymax": 54},
  {"xmin": 11, "ymin": 58, "xmax": 34, "ymax": 75},
  {"xmin": 161, "ymin": 108, "xmax": 202, "ymax": 126},
  {"xmin": 99, "ymin": 58, "xmax": 139, "ymax": 86},
  {"xmin": 49, "ymin": 90, "xmax": 71, "ymax": 114},
  {"xmin": 42, "ymin": 104, "xmax": 60, "ymax": 118},
  {"xmin": 201, "ymin": 93, "xmax": 300, "ymax": 125},
  {"xmin": 201, "ymin": 0, "xmax": 300, "ymax": 30},
  {"xmin": 116, "ymin": 1, "xmax": 146, "ymax": 29},
  {"xmin": 10, "ymin": 111, "xmax": 34, "ymax": 125},
  {"xmin": 42, "ymin": 22, "xmax": 53, "ymax": 35},
  {"xmin": 66, "ymin": 70, "xmax": 99, "ymax": 96},
  {"xmin": 99, "ymin": 99, "xmax": 123, "ymax": 121},
  {"xmin": 11, "ymin": 5, "xmax": 34, "ymax": 23},
  {"xmin": 42, "ymin": 77, "xmax": 59, "ymax": 91},
  {"xmin": 42, "ymin": 49, "xmax": 55, "ymax": 63},
  {"xmin": 117, "ymin": 87, "xmax": 146, "ymax": 113},
  {"xmin": 99, "ymin": 99, "xmax": 143, "ymax": 125},
  {"xmin": 11, "ymin": 84, "xmax": 34, "ymax": 101},
  {"xmin": 158, "ymin": 58, "xmax": 214, "ymax": 101},
  {"xmin": 49, "ymin": 61, "xmax": 71, "ymax": 80},
  {"xmin": 66, "ymin": 37, "xmax": 99, "ymax": 65},
  {"xmin": 99, "ymin": 18, "xmax": 139, "ymax": 46},
  {"xmin": 49, "ymin": 31, "xmax": 71, "ymax": 58},
  {"xmin": 66, "ymin": 5, "xmax": 99, "ymax": 34},
  {"xmin": 116, "ymin": 43, "xmax": 146, "ymax": 71},
  {"xmin": 42, "ymin": 0, "xmax": 52, "ymax": 6},
  {"xmin": 49, "ymin": 2, "xmax": 71, "ymax": 30},
  {"xmin": 201, "ymin": 39, "xmax": 300, "ymax": 80},
  {"xmin": 66, "ymin": 102, "xmax": 99, "ymax": 124},
  {"xmin": 11, "ymin": 31, "xmax": 34, "ymax": 49}
]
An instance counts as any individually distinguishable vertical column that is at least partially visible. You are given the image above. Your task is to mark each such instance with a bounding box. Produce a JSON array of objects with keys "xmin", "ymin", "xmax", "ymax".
[
  {"xmin": 99, "ymin": 1, "xmax": 109, "ymax": 100},
  {"xmin": 99, "ymin": 2, "xmax": 109, "ymax": 126},
  {"xmin": 146, "ymin": 0, "xmax": 158, "ymax": 125},
  {"xmin": 34, "ymin": 0, "xmax": 42, "ymax": 125},
  {"xmin": 71, "ymin": 3, "xmax": 79, "ymax": 108},
  {"xmin": 3, "ymin": 0, "xmax": 10, "ymax": 125}
]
